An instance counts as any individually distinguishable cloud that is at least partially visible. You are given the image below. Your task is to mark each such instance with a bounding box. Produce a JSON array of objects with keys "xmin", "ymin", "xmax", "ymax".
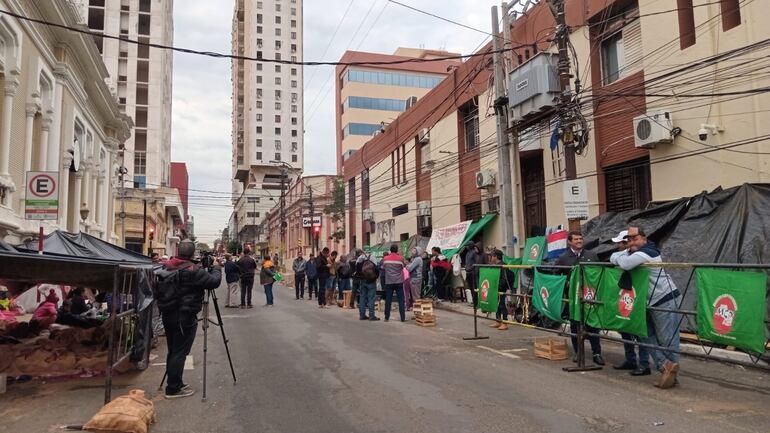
[{"xmin": 173, "ymin": 0, "xmax": 503, "ymax": 243}]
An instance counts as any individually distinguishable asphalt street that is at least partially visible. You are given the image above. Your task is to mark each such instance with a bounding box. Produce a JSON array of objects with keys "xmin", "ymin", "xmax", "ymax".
[{"xmin": 2, "ymin": 280, "xmax": 770, "ymax": 433}]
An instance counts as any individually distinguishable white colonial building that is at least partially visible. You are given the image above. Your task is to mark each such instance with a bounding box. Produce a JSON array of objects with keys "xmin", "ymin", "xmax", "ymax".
[{"xmin": 0, "ymin": 0, "xmax": 131, "ymax": 244}]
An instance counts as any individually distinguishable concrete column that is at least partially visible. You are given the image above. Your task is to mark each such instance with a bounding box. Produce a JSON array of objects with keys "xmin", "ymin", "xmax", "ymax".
[
  {"xmin": 71, "ymin": 170, "xmax": 83, "ymax": 233},
  {"xmin": 59, "ymin": 152, "xmax": 73, "ymax": 230},
  {"xmin": 0, "ymin": 77, "xmax": 19, "ymax": 206},
  {"xmin": 96, "ymin": 171, "xmax": 105, "ymax": 233},
  {"xmin": 47, "ymin": 73, "xmax": 65, "ymax": 172},
  {"xmin": 38, "ymin": 114, "xmax": 53, "ymax": 171},
  {"xmin": 90, "ymin": 166, "xmax": 99, "ymax": 226},
  {"xmin": 20, "ymin": 105, "xmax": 38, "ymax": 211}
]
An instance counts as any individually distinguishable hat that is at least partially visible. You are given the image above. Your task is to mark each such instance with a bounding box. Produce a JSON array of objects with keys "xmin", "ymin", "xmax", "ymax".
[{"xmin": 611, "ymin": 230, "xmax": 629, "ymax": 243}]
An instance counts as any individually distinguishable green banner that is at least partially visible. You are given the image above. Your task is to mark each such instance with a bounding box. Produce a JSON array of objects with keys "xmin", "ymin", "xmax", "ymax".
[
  {"xmin": 532, "ymin": 270, "xmax": 567, "ymax": 322},
  {"xmin": 568, "ymin": 266, "xmax": 582, "ymax": 321},
  {"xmin": 521, "ymin": 237, "xmax": 546, "ymax": 266},
  {"xmin": 696, "ymin": 268, "xmax": 768, "ymax": 354},
  {"xmin": 582, "ymin": 265, "xmax": 649, "ymax": 337},
  {"xmin": 478, "ymin": 267, "xmax": 500, "ymax": 313}
]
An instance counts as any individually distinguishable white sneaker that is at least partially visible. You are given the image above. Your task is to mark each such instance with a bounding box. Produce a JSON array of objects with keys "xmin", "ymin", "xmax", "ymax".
[{"xmin": 165, "ymin": 388, "xmax": 195, "ymax": 399}]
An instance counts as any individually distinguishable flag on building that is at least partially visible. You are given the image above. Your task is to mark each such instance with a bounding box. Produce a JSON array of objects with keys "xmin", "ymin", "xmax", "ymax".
[
  {"xmin": 532, "ymin": 270, "xmax": 567, "ymax": 322},
  {"xmin": 546, "ymin": 230, "xmax": 568, "ymax": 260},
  {"xmin": 478, "ymin": 267, "xmax": 500, "ymax": 314},
  {"xmin": 696, "ymin": 268, "xmax": 768, "ymax": 354},
  {"xmin": 582, "ymin": 265, "xmax": 649, "ymax": 337},
  {"xmin": 521, "ymin": 236, "xmax": 546, "ymax": 266}
]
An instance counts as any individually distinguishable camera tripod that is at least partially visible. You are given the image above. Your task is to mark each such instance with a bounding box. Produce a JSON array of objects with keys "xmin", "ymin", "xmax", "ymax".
[{"xmin": 158, "ymin": 287, "xmax": 237, "ymax": 402}]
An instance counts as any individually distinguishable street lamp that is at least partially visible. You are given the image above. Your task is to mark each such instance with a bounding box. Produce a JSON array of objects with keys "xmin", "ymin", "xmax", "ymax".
[{"xmin": 80, "ymin": 203, "xmax": 90, "ymax": 222}]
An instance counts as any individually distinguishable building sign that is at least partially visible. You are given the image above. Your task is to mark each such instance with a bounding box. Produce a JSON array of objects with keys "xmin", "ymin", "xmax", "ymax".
[
  {"xmin": 427, "ymin": 220, "xmax": 472, "ymax": 252},
  {"xmin": 375, "ymin": 219, "xmax": 395, "ymax": 244},
  {"xmin": 563, "ymin": 179, "xmax": 589, "ymax": 220},
  {"xmin": 25, "ymin": 171, "xmax": 59, "ymax": 220},
  {"xmin": 302, "ymin": 215, "xmax": 322, "ymax": 228}
]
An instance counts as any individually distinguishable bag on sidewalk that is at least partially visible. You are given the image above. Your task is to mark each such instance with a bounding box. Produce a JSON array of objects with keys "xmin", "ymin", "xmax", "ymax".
[
  {"xmin": 83, "ymin": 389, "xmax": 155, "ymax": 433},
  {"xmin": 273, "ymin": 272, "xmax": 283, "ymax": 282}
]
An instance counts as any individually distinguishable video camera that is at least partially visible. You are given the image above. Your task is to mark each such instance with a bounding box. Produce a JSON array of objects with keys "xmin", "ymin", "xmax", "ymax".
[{"xmin": 200, "ymin": 251, "xmax": 215, "ymax": 270}]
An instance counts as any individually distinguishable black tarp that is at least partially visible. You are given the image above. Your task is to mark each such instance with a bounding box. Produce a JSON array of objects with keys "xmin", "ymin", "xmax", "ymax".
[
  {"xmin": 17, "ymin": 231, "xmax": 152, "ymax": 263},
  {"xmin": 581, "ymin": 183, "xmax": 770, "ymax": 334},
  {"xmin": 0, "ymin": 239, "xmax": 16, "ymax": 252}
]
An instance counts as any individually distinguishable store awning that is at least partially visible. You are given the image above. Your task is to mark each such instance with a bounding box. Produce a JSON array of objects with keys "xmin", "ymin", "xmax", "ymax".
[{"xmin": 443, "ymin": 213, "xmax": 497, "ymax": 259}]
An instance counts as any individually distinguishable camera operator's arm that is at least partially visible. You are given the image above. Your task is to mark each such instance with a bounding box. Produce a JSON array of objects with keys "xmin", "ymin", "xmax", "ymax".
[{"xmin": 194, "ymin": 264, "xmax": 223, "ymax": 292}]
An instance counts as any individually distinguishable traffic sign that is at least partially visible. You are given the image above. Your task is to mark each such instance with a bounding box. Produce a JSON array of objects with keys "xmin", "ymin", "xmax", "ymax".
[
  {"xmin": 562, "ymin": 179, "xmax": 589, "ymax": 220},
  {"xmin": 302, "ymin": 214, "xmax": 322, "ymax": 228},
  {"xmin": 25, "ymin": 171, "xmax": 59, "ymax": 221}
]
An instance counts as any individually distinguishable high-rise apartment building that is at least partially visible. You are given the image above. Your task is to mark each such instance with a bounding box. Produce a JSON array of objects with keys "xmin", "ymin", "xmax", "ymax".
[
  {"xmin": 231, "ymin": 0, "xmax": 304, "ymax": 249},
  {"xmin": 335, "ymin": 48, "xmax": 460, "ymax": 174},
  {"xmin": 76, "ymin": 0, "xmax": 174, "ymax": 189}
]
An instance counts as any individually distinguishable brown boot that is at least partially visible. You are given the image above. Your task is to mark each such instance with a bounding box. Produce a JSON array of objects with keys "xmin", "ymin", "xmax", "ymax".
[
  {"xmin": 489, "ymin": 321, "xmax": 502, "ymax": 328},
  {"xmin": 497, "ymin": 323, "xmax": 508, "ymax": 330},
  {"xmin": 655, "ymin": 361, "xmax": 679, "ymax": 389}
]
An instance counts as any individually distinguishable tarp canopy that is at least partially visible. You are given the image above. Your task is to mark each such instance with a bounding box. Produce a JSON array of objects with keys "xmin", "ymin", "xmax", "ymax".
[
  {"xmin": 580, "ymin": 183, "xmax": 770, "ymax": 333},
  {"xmin": 443, "ymin": 213, "xmax": 497, "ymax": 259},
  {"xmin": 0, "ymin": 239, "xmax": 16, "ymax": 252},
  {"xmin": 17, "ymin": 231, "xmax": 151, "ymax": 262},
  {"xmin": 364, "ymin": 235, "xmax": 429, "ymax": 261}
]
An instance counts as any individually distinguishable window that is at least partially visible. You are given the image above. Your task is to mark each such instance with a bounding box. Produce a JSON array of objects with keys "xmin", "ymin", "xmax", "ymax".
[
  {"xmin": 291, "ymin": 32, "xmax": 297, "ymax": 40},
  {"xmin": 605, "ymin": 158, "xmax": 651, "ymax": 212},
  {"xmin": 275, "ymin": 40, "xmax": 281, "ymax": 50},
  {"xmin": 256, "ymin": 75, "xmax": 262, "ymax": 83},
  {"xmin": 275, "ymin": 115, "xmax": 281, "ymax": 122},
  {"xmin": 257, "ymin": 63, "xmax": 262, "ymax": 71},
  {"xmin": 257, "ymin": 50, "xmax": 263, "ymax": 59},
  {"xmin": 257, "ymin": 1, "xmax": 262, "ymax": 8},
  {"xmin": 291, "ymin": 7, "xmax": 296, "ymax": 15},
  {"xmin": 134, "ymin": 151, "xmax": 146, "ymax": 175},
  {"xmin": 257, "ymin": 26, "xmax": 262, "ymax": 34},
  {"xmin": 275, "ymin": 90, "xmax": 282, "ymax": 99},
  {"xmin": 275, "ymin": 16, "xmax": 281, "ymax": 24},
  {"xmin": 275, "ymin": 28, "xmax": 281, "ymax": 36},
  {"xmin": 247, "ymin": 197, "xmax": 261, "ymax": 203},
  {"xmin": 257, "ymin": 13, "xmax": 262, "ymax": 24},
  {"xmin": 392, "ymin": 204, "xmax": 408, "ymax": 217},
  {"xmin": 257, "ymin": 38, "xmax": 263, "ymax": 47},
  {"xmin": 275, "ymin": 53, "xmax": 281, "ymax": 60},
  {"xmin": 721, "ymin": 0, "xmax": 741, "ymax": 31},
  {"xmin": 463, "ymin": 202, "xmax": 482, "ymax": 222},
  {"xmin": 247, "ymin": 212, "xmax": 261, "ymax": 218},
  {"xmin": 291, "ymin": 117, "xmax": 297, "ymax": 125},
  {"xmin": 292, "ymin": 154, "xmax": 298, "ymax": 163},
  {"xmin": 136, "ymin": 60, "xmax": 149, "ymax": 83},
  {"xmin": 291, "ymin": 68, "xmax": 297, "ymax": 76},
  {"xmin": 275, "ymin": 102, "xmax": 282, "ymax": 110},
  {"xmin": 257, "ymin": 126, "xmax": 263, "ymax": 133},
  {"xmin": 275, "ymin": 65, "xmax": 281, "ymax": 73},
  {"xmin": 291, "ymin": 105, "xmax": 297, "ymax": 113},
  {"xmin": 391, "ymin": 144, "xmax": 407, "ymax": 185},
  {"xmin": 137, "ymin": 37, "xmax": 150, "ymax": 58},
  {"xmin": 601, "ymin": 32, "xmax": 624, "ymax": 84},
  {"xmin": 291, "ymin": 44, "xmax": 297, "ymax": 53},
  {"xmin": 257, "ymin": 138, "xmax": 262, "ymax": 147},
  {"xmin": 138, "ymin": 14, "xmax": 151, "ymax": 35},
  {"xmin": 275, "ymin": 140, "xmax": 281, "ymax": 149},
  {"xmin": 462, "ymin": 102, "xmax": 479, "ymax": 151},
  {"xmin": 345, "ymin": 69, "xmax": 443, "ymax": 88},
  {"xmin": 275, "ymin": 127, "xmax": 281, "ymax": 134},
  {"xmin": 343, "ymin": 123, "xmax": 381, "ymax": 138},
  {"xmin": 257, "ymin": 88, "xmax": 263, "ymax": 98},
  {"xmin": 276, "ymin": 3, "xmax": 281, "ymax": 11},
  {"xmin": 256, "ymin": 113, "xmax": 262, "ymax": 121},
  {"xmin": 256, "ymin": 151, "xmax": 262, "ymax": 160},
  {"xmin": 344, "ymin": 96, "xmax": 407, "ymax": 112},
  {"xmin": 291, "ymin": 20, "xmax": 297, "ymax": 28},
  {"xmin": 291, "ymin": 130, "xmax": 297, "ymax": 137},
  {"xmin": 291, "ymin": 93, "xmax": 298, "ymax": 102},
  {"xmin": 256, "ymin": 100, "xmax": 262, "ymax": 108},
  {"xmin": 291, "ymin": 55, "xmax": 297, "ymax": 62},
  {"xmin": 275, "ymin": 77, "xmax": 281, "ymax": 85},
  {"xmin": 274, "ymin": 153, "xmax": 281, "ymax": 161},
  {"xmin": 291, "ymin": 142, "xmax": 298, "ymax": 152}
]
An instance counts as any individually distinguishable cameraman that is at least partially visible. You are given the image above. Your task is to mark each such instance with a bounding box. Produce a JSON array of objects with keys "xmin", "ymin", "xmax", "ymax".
[{"xmin": 156, "ymin": 239, "xmax": 222, "ymax": 399}]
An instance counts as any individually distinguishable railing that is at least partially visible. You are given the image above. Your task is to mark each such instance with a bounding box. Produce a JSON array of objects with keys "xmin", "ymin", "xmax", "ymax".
[{"xmin": 470, "ymin": 262, "xmax": 770, "ymax": 372}]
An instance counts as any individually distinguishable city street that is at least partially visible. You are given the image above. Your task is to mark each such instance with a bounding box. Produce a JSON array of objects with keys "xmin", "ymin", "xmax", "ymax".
[{"xmin": 3, "ymin": 281, "xmax": 770, "ymax": 433}]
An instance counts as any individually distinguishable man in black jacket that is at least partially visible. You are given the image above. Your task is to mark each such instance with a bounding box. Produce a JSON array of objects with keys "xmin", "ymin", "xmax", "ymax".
[
  {"xmin": 157, "ymin": 239, "xmax": 222, "ymax": 399},
  {"xmin": 555, "ymin": 231, "xmax": 604, "ymax": 366},
  {"xmin": 238, "ymin": 248, "xmax": 258, "ymax": 308}
]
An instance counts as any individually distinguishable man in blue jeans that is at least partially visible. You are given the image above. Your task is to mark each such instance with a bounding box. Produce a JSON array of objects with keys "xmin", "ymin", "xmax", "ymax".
[
  {"xmin": 355, "ymin": 252, "xmax": 380, "ymax": 321},
  {"xmin": 382, "ymin": 245, "xmax": 406, "ymax": 322},
  {"xmin": 611, "ymin": 226, "xmax": 681, "ymax": 389}
]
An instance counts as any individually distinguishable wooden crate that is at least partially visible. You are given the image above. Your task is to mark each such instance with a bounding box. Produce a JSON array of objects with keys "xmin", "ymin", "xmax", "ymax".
[
  {"xmin": 412, "ymin": 299, "xmax": 434, "ymax": 316},
  {"xmin": 534, "ymin": 338, "xmax": 569, "ymax": 361},
  {"xmin": 416, "ymin": 314, "xmax": 436, "ymax": 327}
]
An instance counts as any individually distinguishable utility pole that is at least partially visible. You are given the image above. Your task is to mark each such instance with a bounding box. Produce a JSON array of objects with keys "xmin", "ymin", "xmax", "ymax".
[
  {"xmin": 118, "ymin": 165, "xmax": 127, "ymax": 248},
  {"xmin": 549, "ymin": 0, "xmax": 580, "ymax": 232},
  {"xmin": 252, "ymin": 198, "xmax": 256, "ymax": 249},
  {"xmin": 491, "ymin": 5, "xmax": 517, "ymax": 258},
  {"xmin": 308, "ymin": 184, "xmax": 315, "ymax": 256},
  {"xmin": 279, "ymin": 167, "xmax": 287, "ymax": 263},
  {"xmin": 502, "ymin": 2, "xmax": 526, "ymax": 258}
]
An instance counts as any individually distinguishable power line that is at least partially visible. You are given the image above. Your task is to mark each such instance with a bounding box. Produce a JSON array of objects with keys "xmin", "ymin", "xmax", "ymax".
[
  {"xmin": 0, "ymin": 8, "xmax": 516, "ymax": 67},
  {"xmin": 387, "ymin": 0, "xmax": 497, "ymax": 39}
]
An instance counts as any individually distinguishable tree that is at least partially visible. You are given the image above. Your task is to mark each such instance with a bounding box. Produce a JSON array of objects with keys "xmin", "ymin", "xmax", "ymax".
[
  {"xmin": 197, "ymin": 242, "xmax": 210, "ymax": 252},
  {"xmin": 227, "ymin": 240, "xmax": 241, "ymax": 255},
  {"xmin": 323, "ymin": 177, "xmax": 346, "ymax": 242}
]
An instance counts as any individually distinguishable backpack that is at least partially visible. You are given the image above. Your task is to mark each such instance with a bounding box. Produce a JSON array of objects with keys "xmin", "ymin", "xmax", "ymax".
[
  {"xmin": 360, "ymin": 256, "xmax": 379, "ymax": 283},
  {"xmin": 337, "ymin": 261, "xmax": 351, "ymax": 278},
  {"xmin": 153, "ymin": 267, "xmax": 181, "ymax": 313}
]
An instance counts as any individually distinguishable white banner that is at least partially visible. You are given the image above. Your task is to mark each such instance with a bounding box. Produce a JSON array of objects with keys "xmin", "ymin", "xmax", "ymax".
[{"xmin": 427, "ymin": 220, "xmax": 472, "ymax": 253}]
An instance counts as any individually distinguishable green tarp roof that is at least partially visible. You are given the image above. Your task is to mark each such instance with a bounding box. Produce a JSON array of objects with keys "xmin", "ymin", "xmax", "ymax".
[{"xmin": 442, "ymin": 213, "xmax": 497, "ymax": 259}]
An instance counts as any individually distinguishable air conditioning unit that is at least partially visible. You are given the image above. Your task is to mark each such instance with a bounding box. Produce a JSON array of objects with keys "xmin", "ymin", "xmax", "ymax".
[
  {"xmin": 418, "ymin": 128, "xmax": 430, "ymax": 144},
  {"xmin": 342, "ymin": 149, "xmax": 356, "ymax": 161},
  {"xmin": 362, "ymin": 209, "xmax": 374, "ymax": 221},
  {"xmin": 405, "ymin": 96, "xmax": 418, "ymax": 109},
  {"xmin": 633, "ymin": 110, "xmax": 674, "ymax": 148},
  {"xmin": 416, "ymin": 201, "xmax": 432, "ymax": 216},
  {"xmin": 475, "ymin": 169, "xmax": 496, "ymax": 189}
]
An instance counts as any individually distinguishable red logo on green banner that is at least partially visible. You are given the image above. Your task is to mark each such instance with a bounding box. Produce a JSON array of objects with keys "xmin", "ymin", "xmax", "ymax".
[
  {"xmin": 540, "ymin": 287, "xmax": 549, "ymax": 308},
  {"xmin": 712, "ymin": 294, "xmax": 737, "ymax": 335},
  {"xmin": 529, "ymin": 244, "xmax": 540, "ymax": 261},
  {"xmin": 618, "ymin": 288, "xmax": 636, "ymax": 318},
  {"xmin": 480, "ymin": 279, "xmax": 490, "ymax": 302},
  {"xmin": 583, "ymin": 285, "xmax": 596, "ymax": 302}
]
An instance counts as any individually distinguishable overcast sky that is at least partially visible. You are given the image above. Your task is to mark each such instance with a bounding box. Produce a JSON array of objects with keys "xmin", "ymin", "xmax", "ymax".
[{"xmin": 172, "ymin": 0, "xmax": 503, "ymax": 244}]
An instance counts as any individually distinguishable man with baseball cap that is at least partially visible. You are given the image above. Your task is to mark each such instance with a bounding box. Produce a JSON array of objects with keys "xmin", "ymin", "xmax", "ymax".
[
  {"xmin": 155, "ymin": 239, "xmax": 222, "ymax": 399},
  {"xmin": 611, "ymin": 227, "xmax": 681, "ymax": 389}
]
